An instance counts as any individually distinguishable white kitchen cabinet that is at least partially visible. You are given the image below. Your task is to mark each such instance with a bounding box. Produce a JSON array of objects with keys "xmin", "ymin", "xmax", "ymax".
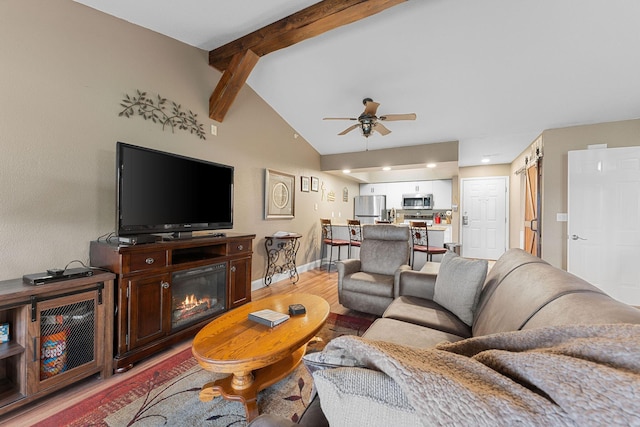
[
  {"xmin": 407, "ymin": 181, "xmax": 433, "ymax": 194},
  {"xmin": 360, "ymin": 183, "xmax": 388, "ymax": 195},
  {"xmin": 385, "ymin": 182, "xmax": 405, "ymax": 209},
  {"xmin": 361, "ymin": 180, "xmax": 452, "ymax": 210},
  {"xmin": 432, "ymin": 180, "xmax": 452, "ymax": 209}
]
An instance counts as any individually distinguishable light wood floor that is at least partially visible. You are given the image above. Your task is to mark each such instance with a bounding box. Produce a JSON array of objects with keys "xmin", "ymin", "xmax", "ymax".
[{"xmin": 1, "ymin": 267, "xmax": 372, "ymax": 427}]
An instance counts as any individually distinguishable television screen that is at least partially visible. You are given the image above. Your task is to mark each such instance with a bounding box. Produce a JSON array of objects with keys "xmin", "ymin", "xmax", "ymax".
[{"xmin": 116, "ymin": 142, "xmax": 233, "ymax": 237}]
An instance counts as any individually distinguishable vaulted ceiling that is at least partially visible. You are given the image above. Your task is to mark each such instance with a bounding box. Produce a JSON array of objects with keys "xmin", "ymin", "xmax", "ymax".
[{"xmin": 74, "ymin": 0, "xmax": 640, "ymax": 170}]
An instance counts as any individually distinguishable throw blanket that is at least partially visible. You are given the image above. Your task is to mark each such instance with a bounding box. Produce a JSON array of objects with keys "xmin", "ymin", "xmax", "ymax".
[{"xmin": 324, "ymin": 324, "xmax": 640, "ymax": 426}]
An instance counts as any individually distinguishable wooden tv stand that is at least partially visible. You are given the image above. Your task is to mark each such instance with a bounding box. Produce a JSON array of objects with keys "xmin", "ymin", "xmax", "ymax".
[{"xmin": 90, "ymin": 233, "xmax": 255, "ymax": 372}]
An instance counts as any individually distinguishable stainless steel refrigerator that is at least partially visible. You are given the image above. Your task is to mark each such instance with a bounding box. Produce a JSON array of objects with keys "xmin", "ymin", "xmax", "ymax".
[{"xmin": 354, "ymin": 195, "xmax": 386, "ymax": 224}]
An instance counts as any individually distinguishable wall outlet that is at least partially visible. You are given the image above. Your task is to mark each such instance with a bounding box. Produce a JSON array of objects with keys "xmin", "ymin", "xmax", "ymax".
[{"xmin": 556, "ymin": 213, "xmax": 568, "ymax": 222}]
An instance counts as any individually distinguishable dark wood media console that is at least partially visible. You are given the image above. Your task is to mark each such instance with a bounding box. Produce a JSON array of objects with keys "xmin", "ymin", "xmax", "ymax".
[{"xmin": 90, "ymin": 233, "xmax": 255, "ymax": 372}]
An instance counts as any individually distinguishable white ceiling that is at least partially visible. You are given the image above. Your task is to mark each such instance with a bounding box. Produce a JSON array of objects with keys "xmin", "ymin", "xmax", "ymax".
[{"xmin": 75, "ymin": 0, "xmax": 640, "ymax": 169}]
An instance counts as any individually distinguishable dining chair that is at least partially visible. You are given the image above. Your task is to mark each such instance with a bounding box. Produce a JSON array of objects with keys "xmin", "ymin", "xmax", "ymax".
[
  {"xmin": 346, "ymin": 219, "xmax": 363, "ymax": 258},
  {"xmin": 320, "ymin": 218, "xmax": 350, "ymax": 272},
  {"xmin": 409, "ymin": 221, "xmax": 447, "ymax": 267}
]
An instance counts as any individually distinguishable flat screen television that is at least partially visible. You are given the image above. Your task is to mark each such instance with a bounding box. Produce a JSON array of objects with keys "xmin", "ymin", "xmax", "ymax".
[{"xmin": 116, "ymin": 142, "xmax": 233, "ymax": 238}]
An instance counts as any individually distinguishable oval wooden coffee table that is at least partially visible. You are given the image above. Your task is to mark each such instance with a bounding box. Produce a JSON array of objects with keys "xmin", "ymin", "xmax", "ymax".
[{"xmin": 192, "ymin": 293, "xmax": 330, "ymax": 421}]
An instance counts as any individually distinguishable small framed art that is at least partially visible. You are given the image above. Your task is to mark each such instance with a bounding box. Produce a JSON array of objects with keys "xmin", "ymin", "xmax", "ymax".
[
  {"xmin": 301, "ymin": 176, "xmax": 310, "ymax": 192},
  {"xmin": 311, "ymin": 176, "xmax": 319, "ymax": 192}
]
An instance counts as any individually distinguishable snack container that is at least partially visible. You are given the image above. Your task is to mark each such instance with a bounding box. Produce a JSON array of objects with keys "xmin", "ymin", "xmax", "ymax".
[{"xmin": 0, "ymin": 323, "xmax": 9, "ymax": 343}]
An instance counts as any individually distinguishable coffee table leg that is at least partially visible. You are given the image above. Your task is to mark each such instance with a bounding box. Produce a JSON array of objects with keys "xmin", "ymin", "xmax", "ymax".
[
  {"xmin": 198, "ymin": 346, "xmax": 307, "ymax": 422},
  {"xmin": 199, "ymin": 382, "xmax": 221, "ymax": 402}
]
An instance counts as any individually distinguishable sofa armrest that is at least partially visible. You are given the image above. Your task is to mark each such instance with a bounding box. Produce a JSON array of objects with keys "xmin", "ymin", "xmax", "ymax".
[
  {"xmin": 393, "ymin": 264, "xmax": 412, "ymax": 288},
  {"xmin": 395, "ymin": 270, "xmax": 437, "ymax": 300},
  {"xmin": 337, "ymin": 259, "xmax": 361, "ymax": 292}
]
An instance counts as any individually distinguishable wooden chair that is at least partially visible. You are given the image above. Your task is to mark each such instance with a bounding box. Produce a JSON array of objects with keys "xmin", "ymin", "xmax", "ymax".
[
  {"xmin": 409, "ymin": 221, "xmax": 447, "ymax": 267},
  {"xmin": 320, "ymin": 218, "xmax": 350, "ymax": 272},
  {"xmin": 346, "ymin": 219, "xmax": 362, "ymax": 258}
]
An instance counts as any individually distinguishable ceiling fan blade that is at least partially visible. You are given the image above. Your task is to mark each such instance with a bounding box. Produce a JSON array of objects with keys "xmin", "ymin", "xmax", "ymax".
[
  {"xmin": 363, "ymin": 100, "xmax": 380, "ymax": 116},
  {"xmin": 323, "ymin": 117, "xmax": 357, "ymax": 121},
  {"xmin": 379, "ymin": 113, "xmax": 417, "ymax": 121},
  {"xmin": 338, "ymin": 124, "xmax": 360, "ymax": 135},
  {"xmin": 373, "ymin": 122, "xmax": 391, "ymax": 135}
]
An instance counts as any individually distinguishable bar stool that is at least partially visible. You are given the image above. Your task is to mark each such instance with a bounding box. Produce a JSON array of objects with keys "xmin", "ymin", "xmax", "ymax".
[
  {"xmin": 320, "ymin": 218, "xmax": 350, "ymax": 272},
  {"xmin": 409, "ymin": 221, "xmax": 447, "ymax": 268},
  {"xmin": 346, "ymin": 219, "xmax": 362, "ymax": 258}
]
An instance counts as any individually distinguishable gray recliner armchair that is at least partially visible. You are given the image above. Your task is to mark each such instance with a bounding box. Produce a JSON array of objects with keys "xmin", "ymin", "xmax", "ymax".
[{"xmin": 336, "ymin": 224, "xmax": 411, "ymax": 316}]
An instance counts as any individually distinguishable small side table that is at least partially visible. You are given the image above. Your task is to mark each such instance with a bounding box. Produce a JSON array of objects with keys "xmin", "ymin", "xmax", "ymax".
[{"xmin": 264, "ymin": 233, "xmax": 302, "ymax": 285}]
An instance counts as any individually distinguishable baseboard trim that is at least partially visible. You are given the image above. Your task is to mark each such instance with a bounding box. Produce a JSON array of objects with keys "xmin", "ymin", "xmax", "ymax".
[{"xmin": 251, "ymin": 260, "xmax": 322, "ymax": 291}]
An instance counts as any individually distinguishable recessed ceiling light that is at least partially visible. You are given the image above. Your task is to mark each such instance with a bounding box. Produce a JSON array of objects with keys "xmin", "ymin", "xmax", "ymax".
[
  {"xmin": 481, "ymin": 157, "xmax": 491, "ymax": 163},
  {"xmin": 342, "ymin": 169, "xmax": 351, "ymax": 174},
  {"xmin": 426, "ymin": 163, "xmax": 437, "ymax": 168},
  {"xmin": 382, "ymin": 166, "xmax": 391, "ymax": 171}
]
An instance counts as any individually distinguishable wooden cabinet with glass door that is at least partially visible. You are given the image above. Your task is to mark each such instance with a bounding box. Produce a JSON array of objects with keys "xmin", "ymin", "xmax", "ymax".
[{"xmin": 0, "ymin": 272, "xmax": 114, "ymax": 417}]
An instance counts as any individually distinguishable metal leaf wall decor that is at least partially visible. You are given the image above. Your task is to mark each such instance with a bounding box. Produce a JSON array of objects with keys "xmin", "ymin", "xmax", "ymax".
[{"xmin": 119, "ymin": 90, "xmax": 206, "ymax": 140}]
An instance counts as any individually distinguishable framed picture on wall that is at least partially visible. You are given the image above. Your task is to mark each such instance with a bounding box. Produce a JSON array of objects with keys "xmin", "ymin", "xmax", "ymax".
[
  {"xmin": 265, "ymin": 169, "xmax": 295, "ymax": 219},
  {"xmin": 301, "ymin": 176, "xmax": 310, "ymax": 192},
  {"xmin": 311, "ymin": 176, "xmax": 319, "ymax": 192}
]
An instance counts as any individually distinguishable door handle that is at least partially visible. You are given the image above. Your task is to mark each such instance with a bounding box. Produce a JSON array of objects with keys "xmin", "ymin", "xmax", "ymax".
[
  {"xmin": 570, "ymin": 234, "xmax": 587, "ymax": 241},
  {"xmin": 530, "ymin": 219, "xmax": 538, "ymax": 232}
]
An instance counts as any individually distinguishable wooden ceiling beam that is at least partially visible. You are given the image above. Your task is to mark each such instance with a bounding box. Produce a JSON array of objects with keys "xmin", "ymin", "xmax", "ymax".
[
  {"xmin": 208, "ymin": 0, "xmax": 407, "ymax": 121},
  {"xmin": 209, "ymin": 49, "xmax": 260, "ymax": 122},
  {"xmin": 209, "ymin": 0, "xmax": 407, "ymax": 72}
]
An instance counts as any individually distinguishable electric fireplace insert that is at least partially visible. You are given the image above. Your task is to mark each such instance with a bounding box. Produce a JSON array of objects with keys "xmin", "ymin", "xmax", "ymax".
[{"xmin": 171, "ymin": 263, "xmax": 227, "ymax": 331}]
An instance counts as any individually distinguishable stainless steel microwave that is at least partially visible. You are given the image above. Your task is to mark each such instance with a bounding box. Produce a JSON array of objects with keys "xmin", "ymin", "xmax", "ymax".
[{"xmin": 402, "ymin": 193, "xmax": 433, "ymax": 210}]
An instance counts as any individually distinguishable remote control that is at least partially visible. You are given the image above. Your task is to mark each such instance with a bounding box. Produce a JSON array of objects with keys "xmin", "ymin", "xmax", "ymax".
[{"xmin": 289, "ymin": 304, "xmax": 306, "ymax": 315}]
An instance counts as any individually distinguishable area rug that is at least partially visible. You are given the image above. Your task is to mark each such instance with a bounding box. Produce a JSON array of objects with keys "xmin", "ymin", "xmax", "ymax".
[{"xmin": 35, "ymin": 312, "xmax": 373, "ymax": 427}]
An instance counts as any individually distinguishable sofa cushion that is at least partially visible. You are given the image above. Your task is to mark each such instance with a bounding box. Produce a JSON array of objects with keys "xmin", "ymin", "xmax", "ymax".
[
  {"xmin": 313, "ymin": 368, "xmax": 421, "ymax": 427},
  {"xmin": 523, "ymin": 291, "xmax": 640, "ymax": 329},
  {"xmin": 433, "ymin": 253, "xmax": 488, "ymax": 326},
  {"xmin": 472, "ymin": 252, "xmax": 608, "ymax": 336},
  {"xmin": 382, "ymin": 296, "xmax": 472, "ymax": 338},
  {"xmin": 473, "ymin": 248, "xmax": 548, "ymax": 328},
  {"xmin": 363, "ymin": 318, "xmax": 466, "ymax": 348},
  {"xmin": 341, "ymin": 271, "xmax": 394, "ymax": 298}
]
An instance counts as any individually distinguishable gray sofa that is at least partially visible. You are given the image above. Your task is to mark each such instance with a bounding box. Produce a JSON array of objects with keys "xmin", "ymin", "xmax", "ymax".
[{"xmin": 250, "ymin": 248, "xmax": 640, "ymax": 426}]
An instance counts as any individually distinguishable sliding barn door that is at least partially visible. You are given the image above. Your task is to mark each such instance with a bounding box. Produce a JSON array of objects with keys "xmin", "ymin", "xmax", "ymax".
[{"xmin": 524, "ymin": 159, "xmax": 542, "ymax": 257}]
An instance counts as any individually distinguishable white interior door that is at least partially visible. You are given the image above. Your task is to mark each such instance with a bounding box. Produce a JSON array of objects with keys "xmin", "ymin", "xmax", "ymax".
[
  {"xmin": 461, "ymin": 177, "xmax": 508, "ymax": 260},
  {"xmin": 568, "ymin": 146, "xmax": 640, "ymax": 305}
]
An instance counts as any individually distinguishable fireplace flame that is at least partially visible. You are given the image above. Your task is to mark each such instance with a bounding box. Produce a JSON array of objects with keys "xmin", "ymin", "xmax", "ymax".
[{"xmin": 179, "ymin": 294, "xmax": 211, "ymax": 310}]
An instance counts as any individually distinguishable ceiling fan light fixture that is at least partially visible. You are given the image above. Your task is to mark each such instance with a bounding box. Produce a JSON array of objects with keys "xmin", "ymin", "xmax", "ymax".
[
  {"xmin": 325, "ymin": 98, "xmax": 415, "ymax": 140},
  {"xmin": 361, "ymin": 121, "xmax": 373, "ymax": 137}
]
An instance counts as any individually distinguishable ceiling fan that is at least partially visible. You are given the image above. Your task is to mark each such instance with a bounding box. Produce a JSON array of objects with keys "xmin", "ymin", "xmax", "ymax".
[{"xmin": 323, "ymin": 98, "xmax": 416, "ymax": 138}]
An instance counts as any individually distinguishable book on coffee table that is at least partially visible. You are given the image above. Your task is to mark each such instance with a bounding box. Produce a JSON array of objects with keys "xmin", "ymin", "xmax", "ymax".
[{"xmin": 248, "ymin": 309, "xmax": 290, "ymax": 327}]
